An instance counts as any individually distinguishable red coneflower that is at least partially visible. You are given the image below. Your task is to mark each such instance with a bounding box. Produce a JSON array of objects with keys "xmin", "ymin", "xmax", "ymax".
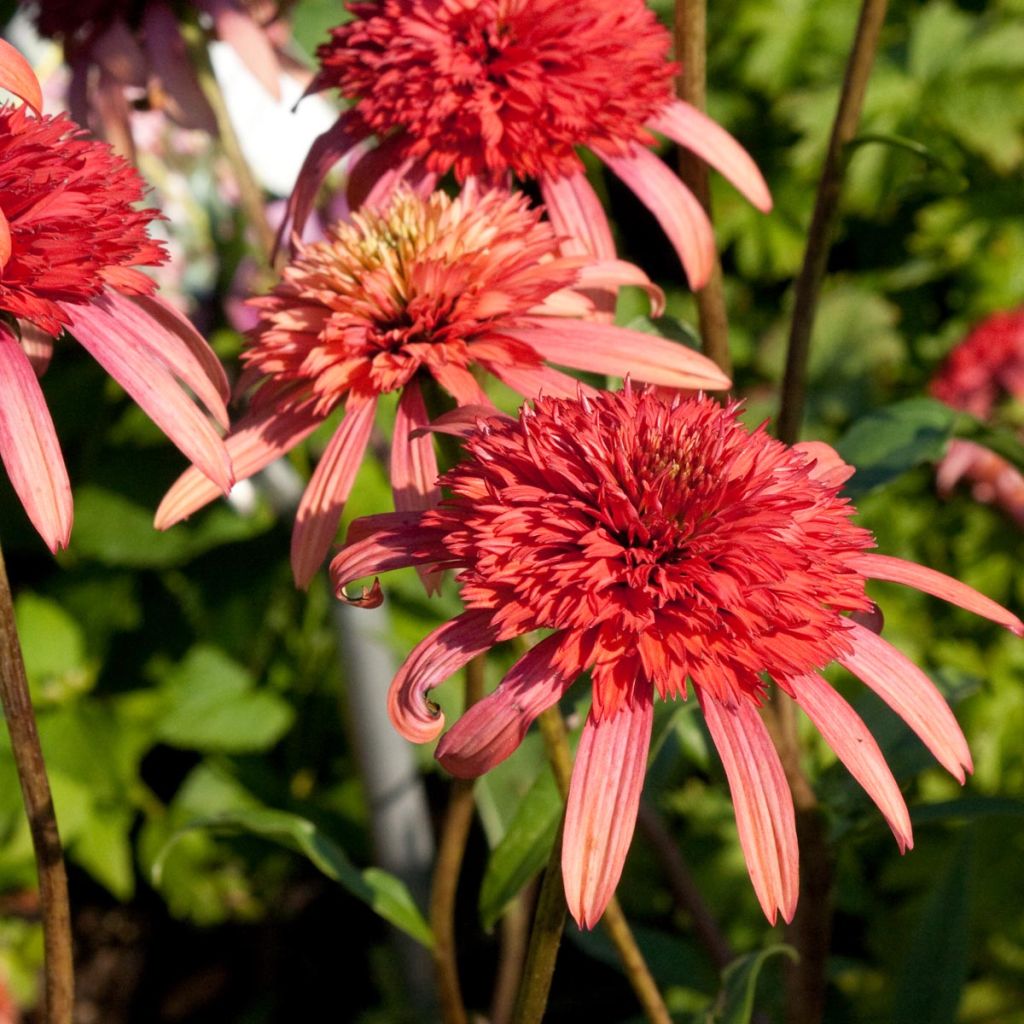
[
  {"xmin": 286, "ymin": 0, "xmax": 771, "ymax": 288},
  {"xmin": 332, "ymin": 388, "xmax": 1022, "ymax": 927},
  {"xmin": 157, "ymin": 186, "xmax": 729, "ymax": 586},
  {"xmin": 0, "ymin": 42, "xmax": 232, "ymax": 551}
]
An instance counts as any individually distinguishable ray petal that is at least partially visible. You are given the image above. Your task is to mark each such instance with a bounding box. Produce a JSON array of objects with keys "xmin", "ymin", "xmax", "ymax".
[{"xmin": 0, "ymin": 38, "xmax": 43, "ymax": 115}]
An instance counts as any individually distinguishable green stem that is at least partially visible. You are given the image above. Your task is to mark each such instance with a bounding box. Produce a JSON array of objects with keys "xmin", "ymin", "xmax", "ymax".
[{"xmin": 0, "ymin": 545, "xmax": 73, "ymax": 1023}]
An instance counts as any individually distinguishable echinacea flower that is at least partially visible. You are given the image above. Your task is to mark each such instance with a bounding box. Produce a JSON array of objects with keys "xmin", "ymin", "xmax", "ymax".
[
  {"xmin": 0, "ymin": 42, "xmax": 232, "ymax": 551},
  {"xmin": 285, "ymin": 0, "xmax": 771, "ymax": 288},
  {"xmin": 157, "ymin": 185, "xmax": 729, "ymax": 587},
  {"xmin": 331, "ymin": 387, "xmax": 1022, "ymax": 927}
]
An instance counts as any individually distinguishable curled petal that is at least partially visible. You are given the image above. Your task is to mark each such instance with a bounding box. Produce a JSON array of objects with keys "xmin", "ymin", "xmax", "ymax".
[
  {"xmin": 701, "ymin": 693, "xmax": 799, "ymax": 924},
  {"xmin": 437, "ymin": 632, "xmax": 580, "ymax": 778},
  {"xmin": 562, "ymin": 681, "xmax": 654, "ymax": 929},
  {"xmin": 389, "ymin": 611, "xmax": 501, "ymax": 743},
  {"xmin": 572, "ymin": 260, "xmax": 665, "ymax": 318},
  {"xmin": 409, "ymin": 404, "xmax": 512, "ymax": 441},
  {"xmin": 858, "ymin": 553, "xmax": 1024, "ymax": 636},
  {"xmin": 791, "ymin": 672, "xmax": 912, "ymax": 851},
  {"xmin": 291, "ymin": 398, "xmax": 377, "ymax": 588},
  {"xmin": 0, "ymin": 39, "xmax": 43, "ymax": 115},
  {"xmin": 0, "ymin": 325, "xmax": 72, "ymax": 551},
  {"xmin": 793, "ymin": 441, "xmax": 855, "ymax": 487},
  {"xmin": 648, "ymin": 100, "xmax": 773, "ymax": 212},
  {"xmin": 840, "ymin": 622, "xmax": 973, "ymax": 783}
]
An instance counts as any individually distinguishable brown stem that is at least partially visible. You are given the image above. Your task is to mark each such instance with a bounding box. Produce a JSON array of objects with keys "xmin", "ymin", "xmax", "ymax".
[
  {"xmin": 429, "ymin": 656, "xmax": 486, "ymax": 1024},
  {"xmin": 0, "ymin": 546, "xmax": 73, "ymax": 1024},
  {"xmin": 636, "ymin": 799, "xmax": 732, "ymax": 970},
  {"xmin": 776, "ymin": 0, "xmax": 890, "ymax": 445},
  {"xmin": 674, "ymin": 0, "xmax": 732, "ymax": 376},
  {"xmin": 490, "ymin": 883, "xmax": 534, "ymax": 1024}
]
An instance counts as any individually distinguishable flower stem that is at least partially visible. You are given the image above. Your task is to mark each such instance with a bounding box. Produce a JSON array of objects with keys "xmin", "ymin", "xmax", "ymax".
[
  {"xmin": 429, "ymin": 656, "xmax": 486, "ymax": 1024},
  {"xmin": 0, "ymin": 545, "xmax": 73, "ymax": 1024},
  {"xmin": 490, "ymin": 884, "xmax": 533, "ymax": 1024},
  {"xmin": 776, "ymin": 0, "xmax": 889, "ymax": 445},
  {"xmin": 674, "ymin": 0, "xmax": 731, "ymax": 376}
]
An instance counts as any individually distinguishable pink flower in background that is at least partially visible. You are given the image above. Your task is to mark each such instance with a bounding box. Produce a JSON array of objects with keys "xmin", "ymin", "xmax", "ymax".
[
  {"xmin": 157, "ymin": 186, "xmax": 729, "ymax": 587},
  {"xmin": 0, "ymin": 42, "xmax": 232, "ymax": 551},
  {"xmin": 285, "ymin": 0, "xmax": 771, "ymax": 288},
  {"xmin": 332, "ymin": 387, "xmax": 1022, "ymax": 928}
]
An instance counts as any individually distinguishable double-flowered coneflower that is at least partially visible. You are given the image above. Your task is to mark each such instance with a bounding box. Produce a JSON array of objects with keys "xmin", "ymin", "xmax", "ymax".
[
  {"xmin": 332, "ymin": 387, "xmax": 1022, "ymax": 927},
  {"xmin": 0, "ymin": 39, "xmax": 231, "ymax": 551},
  {"xmin": 158, "ymin": 185, "xmax": 729, "ymax": 586}
]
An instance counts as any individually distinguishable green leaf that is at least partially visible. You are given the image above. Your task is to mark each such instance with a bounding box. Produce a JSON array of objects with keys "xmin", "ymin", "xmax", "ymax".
[
  {"xmin": 706, "ymin": 944, "xmax": 798, "ymax": 1024},
  {"xmin": 153, "ymin": 807, "xmax": 434, "ymax": 947},
  {"xmin": 835, "ymin": 398, "xmax": 958, "ymax": 497},
  {"xmin": 14, "ymin": 594, "xmax": 95, "ymax": 706},
  {"xmin": 479, "ymin": 768, "xmax": 561, "ymax": 931}
]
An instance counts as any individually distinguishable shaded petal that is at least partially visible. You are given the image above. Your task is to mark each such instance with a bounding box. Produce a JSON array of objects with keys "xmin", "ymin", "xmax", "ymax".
[
  {"xmin": 389, "ymin": 610, "xmax": 501, "ymax": 744},
  {"xmin": 562, "ymin": 681, "xmax": 653, "ymax": 929},
  {"xmin": 197, "ymin": 0, "xmax": 282, "ymax": 99},
  {"xmin": 484, "ymin": 355, "xmax": 596, "ymax": 402},
  {"xmin": 19, "ymin": 323, "xmax": 54, "ymax": 377},
  {"xmin": 840, "ymin": 621, "xmax": 973, "ymax": 783},
  {"xmin": 409, "ymin": 404, "xmax": 512, "ymax": 441},
  {"xmin": 572, "ymin": 260, "xmax": 665, "ymax": 318},
  {"xmin": 701, "ymin": 693, "xmax": 799, "ymax": 924},
  {"xmin": 331, "ymin": 510, "xmax": 451, "ymax": 606},
  {"xmin": 791, "ymin": 672, "xmax": 912, "ymax": 851},
  {"xmin": 648, "ymin": 100, "xmax": 773, "ymax": 212},
  {"xmin": 431, "ymin": 361, "xmax": 493, "ymax": 405},
  {"xmin": 291, "ymin": 398, "xmax": 376, "ymax": 588},
  {"xmin": 64, "ymin": 297, "xmax": 233, "ymax": 493},
  {"xmin": 0, "ymin": 38, "xmax": 43, "ymax": 115},
  {"xmin": 602, "ymin": 145, "xmax": 716, "ymax": 289},
  {"xmin": 348, "ymin": 133, "xmax": 438, "ymax": 212},
  {"xmin": 0, "ymin": 325, "xmax": 72, "ymax": 551},
  {"xmin": 156, "ymin": 399, "xmax": 323, "ymax": 528},
  {"xmin": 539, "ymin": 172, "xmax": 616, "ymax": 259},
  {"xmin": 437, "ymin": 632, "xmax": 580, "ymax": 778},
  {"xmin": 391, "ymin": 382, "xmax": 440, "ymax": 513},
  {"xmin": 505, "ymin": 319, "xmax": 730, "ymax": 391},
  {"xmin": 91, "ymin": 19, "xmax": 148, "ymax": 85},
  {"xmin": 857, "ymin": 553, "xmax": 1024, "ymax": 636}
]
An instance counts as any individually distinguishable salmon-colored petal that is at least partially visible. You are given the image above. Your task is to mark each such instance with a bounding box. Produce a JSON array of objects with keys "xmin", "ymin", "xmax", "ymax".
[
  {"xmin": 437, "ymin": 632, "xmax": 580, "ymax": 778},
  {"xmin": 505, "ymin": 319, "xmax": 730, "ymax": 391},
  {"xmin": 64, "ymin": 297, "xmax": 234, "ymax": 494},
  {"xmin": 857, "ymin": 553, "xmax": 1024, "ymax": 636},
  {"xmin": 562, "ymin": 682, "xmax": 654, "ymax": 929},
  {"xmin": 602, "ymin": 145, "xmax": 716, "ymax": 289},
  {"xmin": 648, "ymin": 99, "xmax": 773, "ymax": 213},
  {"xmin": 156, "ymin": 399, "xmax": 323, "ymax": 529},
  {"xmin": 197, "ymin": 0, "xmax": 282, "ymax": 99},
  {"xmin": 0, "ymin": 39, "xmax": 43, "ymax": 115},
  {"xmin": 408, "ymin": 404, "xmax": 510, "ymax": 441},
  {"xmin": 431, "ymin": 361, "xmax": 493, "ymax": 406},
  {"xmin": 539, "ymin": 171, "xmax": 616, "ymax": 260},
  {"xmin": 793, "ymin": 440, "xmax": 855, "ymax": 487},
  {"xmin": 391, "ymin": 383, "xmax": 440, "ymax": 513},
  {"xmin": 791, "ymin": 671, "xmax": 912, "ymax": 851},
  {"xmin": 388, "ymin": 610, "xmax": 501, "ymax": 743},
  {"xmin": 291, "ymin": 398, "xmax": 377, "ymax": 588},
  {"xmin": 572, "ymin": 260, "xmax": 665, "ymax": 317},
  {"xmin": 0, "ymin": 325, "xmax": 72, "ymax": 551},
  {"xmin": 701, "ymin": 693, "xmax": 799, "ymax": 924},
  {"xmin": 840, "ymin": 621, "xmax": 973, "ymax": 783},
  {"xmin": 484, "ymin": 354, "xmax": 597, "ymax": 402}
]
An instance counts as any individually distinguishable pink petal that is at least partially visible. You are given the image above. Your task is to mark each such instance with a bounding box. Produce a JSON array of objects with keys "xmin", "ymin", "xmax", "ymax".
[
  {"xmin": 437, "ymin": 632, "xmax": 580, "ymax": 778},
  {"xmin": 602, "ymin": 146, "xmax": 716, "ymax": 289},
  {"xmin": 793, "ymin": 440, "xmax": 855, "ymax": 487},
  {"xmin": 648, "ymin": 100, "xmax": 773, "ymax": 213},
  {"xmin": 431, "ymin": 361, "xmax": 493, "ymax": 406},
  {"xmin": 857, "ymin": 553, "xmax": 1024, "ymax": 636},
  {"xmin": 572, "ymin": 261, "xmax": 666, "ymax": 318},
  {"xmin": 156, "ymin": 398, "xmax": 322, "ymax": 529},
  {"xmin": 388, "ymin": 610, "xmax": 501, "ymax": 743},
  {"xmin": 701, "ymin": 693, "xmax": 799, "ymax": 924},
  {"xmin": 539, "ymin": 172, "xmax": 616, "ymax": 260},
  {"xmin": 197, "ymin": 0, "xmax": 282, "ymax": 99},
  {"xmin": 391, "ymin": 383, "xmax": 440, "ymax": 513},
  {"xmin": 840, "ymin": 621, "xmax": 973, "ymax": 783},
  {"xmin": 505, "ymin": 319, "xmax": 731, "ymax": 391},
  {"xmin": 19, "ymin": 323, "xmax": 54, "ymax": 377},
  {"xmin": 483, "ymin": 354, "xmax": 597, "ymax": 401},
  {"xmin": 331, "ymin": 510, "xmax": 452, "ymax": 606},
  {"xmin": 409, "ymin": 404, "xmax": 511, "ymax": 441},
  {"xmin": 0, "ymin": 38, "xmax": 43, "ymax": 115},
  {"xmin": 0, "ymin": 325, "xmax": 72, "ymax": 551},
  {"xmin": 791, "ymin": 672, "xmax": 912, "ymax": 851},
  {"xmin": 291, "ymin": 398, "xmax": 376, "ymax": 588},
  {"xmin": 64, "ymin": 297, "xmax": 233, "ymax": 494},
  {"xmin": 562, "ymin": 683, "xmax": 654, "ymax": 929}
]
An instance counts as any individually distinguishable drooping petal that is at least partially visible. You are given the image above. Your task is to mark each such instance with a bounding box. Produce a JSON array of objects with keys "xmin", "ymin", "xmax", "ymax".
[
  {"xmin": 291, "ymin": 398, "xmax": 377, "ymax": 588},
  {"xmin": 197, "ymin": 0, "xmax": 282, "ymax": 100},
  {"xmin": 18, "ymin": 323, "xmax": 54, "ymax": 377},
  {"xmin": 431, "ymin": 361, "xmax": 493, "ymax": 406},
  {"xmin": 562, "ymin": 681, "xmax": 654, "ymax": 929},
  {"xmin": 539, "ymin": 171, "xmax": 616, "ymax": 260},
  {"xmin": 602, "ymin": 145, "xmax": 716, "ymax": 289},
  {"xmin": 0, "ymin": 325, "xmax": 72, "ymax": 551},
  {"xmin": 437, "ymin": 632, "xmax": 580, "ymax": 778},
  {"xmin": 0, "ymin": 38, "xmax": 43, "ymax": 115},
  {"xmin": 791, "ymin": 672, "xmax": 912, "ymax": 851},
  {"xmin": 64, "ymin": 297, "xmax": 234, "ymax": 494},
  {"xmin": 839, "ymin": 621, "xmax": 973, "ymax": 783},
  {"xmin": 409, "ymin": 404, "xmax": 512, "ymax": 441},
  {"xmin": 701, "ymin": 693, "xmax": 799, "ymax": 924},
  {"xmin": 571, "ymin": 260, "xmax": 665, "ymax": 317},
  {"xmin": 156, "ymin": 397, "xmax": 323, "ymax": 528},
  {"xmin": 348, "ymin": 133, "xmax": 438, "ymax": 212},
  {"xmin": 857, "ymin": 553, "xmax": 1024, "ymax": 635},
  {"xmin": 388, "ymin": 610, "xmax": 502, "ymax": 743},
  {"xmin": 391, "ymin": 383, "xmax": 440, "ymax": 513},
  {"xmin": 648, "ymin": 100, "xmax": 773, "ymax": 213},
  {"xmin": 484, "ymin": 353, "xmax": 597, "ymax": 402},
  {"xmin": 505, "ymin": 319, "xmax": 730, "ymax": 391}
]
